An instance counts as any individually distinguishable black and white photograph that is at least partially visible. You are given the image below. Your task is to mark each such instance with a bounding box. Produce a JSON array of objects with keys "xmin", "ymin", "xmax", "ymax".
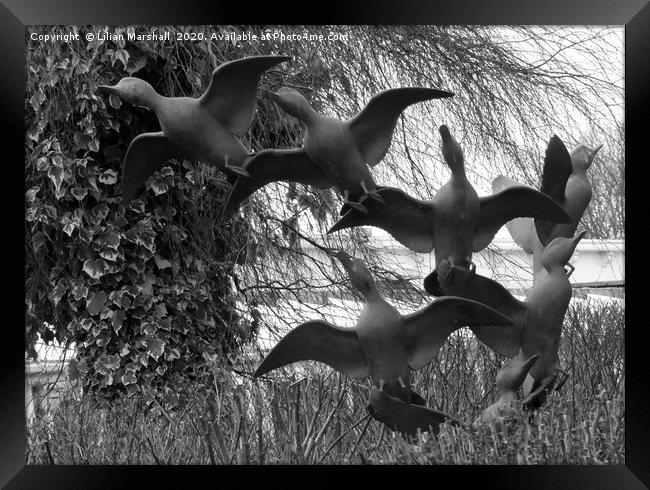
[{"xmin": 9, "ymin": 11, "xmax": 640, "ymax": 482}]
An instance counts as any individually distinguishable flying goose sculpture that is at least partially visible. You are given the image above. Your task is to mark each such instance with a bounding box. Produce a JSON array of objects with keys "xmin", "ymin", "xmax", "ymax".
[
  {"xmin": 330, "ymin": 125, "xmax": 572, "ymax": 295},
  {"xmin": 254, "ymin": 251, "xmax": 513, "ymax": 405},
  {"xmin": 97, "ymin": 55, "xmax": 291, "ymax": 202},
  {"xmin": 222, "ymin": 86, "xmax": 454, "ymax": 217},
  {"xmin": 429, "ymin": 231, "xmax": 586, "ymax": 407},
  {"xmin": 492, "ymin": 135, "xmax": 601, "ymax": 284}
]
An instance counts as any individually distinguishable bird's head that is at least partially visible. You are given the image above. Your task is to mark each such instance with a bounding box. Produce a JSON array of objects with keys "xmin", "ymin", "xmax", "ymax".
[
  {"xmin": 268, "ymin": 87, "xmax": 312, "ymax": 121},
  {"xmin": 96, "ymin": 77, "xmax": 157, "ymax": 109},
  {"xmin": 541, "ymin": 230, "xmax": 587, "ymax": 271},
  {"xmin": 335, "ymin": 251, "xmax": 377, "ymax": 298},
  {"xmin": 571, "ymin": 143, "xmax": 603, "ymax": 171},
  {"xmin": 495, "ymin": 354, "xmax": 539, "ymax": 394},
  {"xmin": 439, "ymin": 125, "xmax": 465, "ymax": 173}
]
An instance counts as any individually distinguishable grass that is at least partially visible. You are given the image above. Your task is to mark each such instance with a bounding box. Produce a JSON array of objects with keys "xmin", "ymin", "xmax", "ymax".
[{"xmin": 26, "ymin": 296, "xmax": 624, "ymax": 465}]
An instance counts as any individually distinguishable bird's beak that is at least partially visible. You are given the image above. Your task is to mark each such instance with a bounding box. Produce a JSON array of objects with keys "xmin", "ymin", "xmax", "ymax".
[
  {"xmin": 96, "ymin": 85, "xmax": 117, "ymax": 96},
  {"xmin": 564, "ymin": 231, "xmax": 587, "ymax": 261},
  {"xmin": 583, "ymin": 143, "xmax": 602, "ymax": 170},
  {"xmin": 573, "ymin": 230, "xmax": 588, "ymax": 246}
]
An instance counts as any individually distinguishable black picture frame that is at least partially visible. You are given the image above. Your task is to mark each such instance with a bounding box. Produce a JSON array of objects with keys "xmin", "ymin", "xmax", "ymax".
[{"xmin": 4, "ymin": 1, "xmax": 645, "ymax": 487}]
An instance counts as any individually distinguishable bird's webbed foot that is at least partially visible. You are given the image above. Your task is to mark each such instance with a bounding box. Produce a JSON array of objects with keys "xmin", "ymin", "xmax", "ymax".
[
  {"xmin": 343, "ymin": 189, "xmax": 368, "ymax": 213},
  {"xmin": 361, "ymin": 181, "xmax": 385, "ymax": 204}
]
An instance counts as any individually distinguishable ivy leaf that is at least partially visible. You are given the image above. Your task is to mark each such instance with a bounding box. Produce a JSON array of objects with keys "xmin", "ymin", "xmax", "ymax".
[
  {"xmin": 89, "ymin": 203, "xmax": 110, "ymax": 225},
  {"xmin": 145, "ymin": 337, "xmax": 165, "ymax": 361},
  {"xmin": 29, "ymin": 91, "xmax": 45, "ymax": 112},
  {"xmin": 71, "ymin": 186, "xmax": 88, "ymax": 201},
  {"xmin": 112, "ymin": 309, "xmax": 126, "ymax": 333},
  {"xmin": 88, "ymin": 139, "xmax": 100, "ymax": 153},
  {"xmin": 80, "ymin": 318, "xmax": 94, "ymax": 332},
  {"xmin": 126, "ymin": 220, "xmax": 156, "ymax": 252},
  {"xmin": 99, "ymin": 248, "xmax": 119, "ymax": 261},
  {"xmin": 100, "ymin": 308, "xmax": 114, "ymax": 321},
  {"xmin": 115, "ymin": 49, "xmax": 130, "ymax": 68},
  {"xmin": 164, "ymin": 348, "xmax": 181, "ymax": 361},
  {"xmin": 31, "ymin": 232, "xmax": 47, "ymax": 254},
  {"xmin": 99, "ymin": 169, "xmax": 118, "ymax": 185},
  {"xmin": 83, "ymin": 258, "xmax": 109, "ymax": 279},
  {"xmin": 36, "ymin": 157, "xmax": 50, "ymax": 171},
  {"xmin": 72, "ymin": 284, "xmax": 89, "ymax": 301},
  {"xmin": 121, "ymin": 371, "xmax": 137, "ymax": 385},
  {"xmin": 51, "ymin": 280, "xmax": 67, "ymax": 306},
  {"xmin": 47, "ymin": 165, "xmax": 64, "ymax": 193},
  {"xmin": 149, "ymin": 182, "xmax": 169, "ymax": 196},
  {"xmin": 86, "ymin": 290, "xmax": 107, "ymax": 316},
  {"xmin": 97, "ymin": 231, "xmax": 120, "ymax": 249},
  {"xmin": 94, "ymin": 353, "xmax": 120, "ymax": 375},
  {"xmin": 154, "ymin": 254, "xmax": 172, "ymax": 270},
  {"xmin": 74, "ymin": 132, "xmax": 91, "ymax": 150},
  {"xmin": 129, "ymin": 200, "xmax": 145, "ymax": 214},
  {"xmin": 154, "ymin": 303, "xmax": 168, "ymax": 318},
  {"xmin": 126, "ymin": 56, "xmax": 147, "ymax": 75},
  {"xmin": 25, "ymin": 186, "xmax": 40, "ymax": 202},
  {"xmin": 142, "ymin": 321, "xmax": 158, "ymax": 336}
]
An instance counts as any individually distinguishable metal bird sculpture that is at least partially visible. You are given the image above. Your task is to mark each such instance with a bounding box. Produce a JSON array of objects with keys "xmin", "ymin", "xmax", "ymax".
[
  {"xmin": 254, "ymin": 251, "xmax": 513, "ymax": 405},
  {"xmin": 429, "ymin": 231, "xmax": 587, "ymax": 407},
  {"xmin": 479, "ymin": 354, "xmax": 539, "ymax": 428},
  {"xmin": 492, "ymin": 135, "xmax": 601, "ymax": 284},
  {"xmin": 96, "ymin": 55, "xmax": 292, "ymax": 202},
  {"xmin": 330, "ymin": 125, "xmax": 572, "ymax": 295},
  {"xmin": 222, "ymin": 86, "xmax": 454, "ymax": 217}
]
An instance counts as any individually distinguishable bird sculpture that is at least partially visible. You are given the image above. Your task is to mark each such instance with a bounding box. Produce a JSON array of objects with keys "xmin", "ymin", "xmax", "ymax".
[
  {"xmin": 329, "ymin": 125, "xmax": 572, "ymax": 296},
  {"xmin": 479, "ymin": 354, "xmax": 539, "ymax": 429},
  {"xmin": 492, "ymin": 135, "xmax": 601, "ymax": 284},
  {"xmin": 428, "ymin": 231, "xmax": 586, "ymax": 407},
  {"xmin": 367, "ymin": 387, "xmax": 462, "ymax": 437},
  {"xmin": 96, "ymin": 55, "xmax": 292, "ymax": 202},
  {"xmin": 254, "ymin": 251, "xmax": 513, "ymax": 405},
  {"xmin": 222, "ymin": 86, "xmax": 454, "ymax": 217}
]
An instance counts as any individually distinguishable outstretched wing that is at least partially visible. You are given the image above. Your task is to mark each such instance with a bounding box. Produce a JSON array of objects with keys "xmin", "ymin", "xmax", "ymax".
[
  {"xmin": 200, "ymin": 55, "xmax": 291, "ymax": 137},
  {"xmin": 328, "ymin": 187, "xmax": 435, "ymax": 253},
  {"xmin": 347, "ymin": 87, "xmax": 454, "ymax": 166},
  {"xmin": 473, "ymin": 185, "xmax": 571, "ymax": 252},
  {"xmin": 368, "ymin": 388, "xmax": 461, "ymax": 437},
  {"xmin": 122, "ymin": 132, "xmax": 200, "ymax": 203},
  {"xmin": 540, "ymin": 135, "xmax": 571, "ymax": 203},
  {"xmin": 403, "ymin": 296, "xmax": 513, "ymax": 370},
  {"xmin": 223, "ymin": 148, "xmax": 332, "ymax": 218},
  {"xmin": 254, "ymin": 320, "xmax": 369, "ymax": 379},
  {"xmin": 491, "ymin": 175, "xmax": 537, "ymax": 254},
  {"xmin": 535, "ymin": 136, "xmax": 574, "ymax": 245},
  {"xmin": 432, "ymin": 261, "xmax": 526, "ymax": 357}
]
